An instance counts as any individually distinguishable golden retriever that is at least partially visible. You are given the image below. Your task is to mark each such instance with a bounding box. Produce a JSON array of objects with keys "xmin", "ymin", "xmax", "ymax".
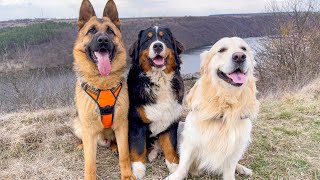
[{"xmin": 165, "ymin": 37, "xmax": 260, "ymax": 180}]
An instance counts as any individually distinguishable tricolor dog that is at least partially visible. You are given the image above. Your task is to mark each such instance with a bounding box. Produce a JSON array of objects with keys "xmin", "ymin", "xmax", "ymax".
[{"xmin": 127, "ymin": 26, "xmax": 185, "ymax": 179}]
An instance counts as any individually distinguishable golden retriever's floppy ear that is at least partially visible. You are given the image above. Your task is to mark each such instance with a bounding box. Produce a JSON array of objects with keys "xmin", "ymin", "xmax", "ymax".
[
  {"xmin": 78, "ymin": 0, "xmax": 96, "ymax": 30},
  {"xmin": 103, "ymin": 0, "xmax": 121, "ymax": 30},
  {"xmin": 186, "ymin": 81, "xmax": 198, "ymax": 108},
  {"xmin": 200, "ymin": 50, "xmax": 211, "ymax": 75}
]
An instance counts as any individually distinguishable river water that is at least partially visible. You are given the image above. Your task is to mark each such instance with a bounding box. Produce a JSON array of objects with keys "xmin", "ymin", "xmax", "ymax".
[{"xmin": 180, "ymin": 37, "xmax": 262, "ymax": 74}]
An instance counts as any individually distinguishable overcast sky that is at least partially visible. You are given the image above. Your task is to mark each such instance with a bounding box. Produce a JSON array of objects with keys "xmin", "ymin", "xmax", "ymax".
[{"xmin": 0, "ymin": 0, "xmax": 280, "ymax": 21}]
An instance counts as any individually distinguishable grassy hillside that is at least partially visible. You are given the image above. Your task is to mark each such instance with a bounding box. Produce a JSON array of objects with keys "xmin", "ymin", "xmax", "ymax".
[
  {"xmin": 1, "ymin": 79, "xmax": 319, "ymax": 179},
  {"xmin": 0, "ymin": 22, "xmax": 71, "ymax": 53},
  {"xmin": 0, "ymin": 14, "xmax": 275, "ymax": 71}
]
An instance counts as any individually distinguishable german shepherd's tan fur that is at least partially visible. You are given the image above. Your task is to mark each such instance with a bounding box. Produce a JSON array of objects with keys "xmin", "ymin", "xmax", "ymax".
[{"xmin": 72, "ymin": 0, "xmax": 134, "ymax": 179}]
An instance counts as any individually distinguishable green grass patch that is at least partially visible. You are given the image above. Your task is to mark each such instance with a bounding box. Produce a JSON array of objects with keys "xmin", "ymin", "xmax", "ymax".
[
  {"xmin": 0, "ymin": 21, "xmax": 71, "ymax": 52},
  {"xmin": 278, "ymin": 111, "xmax": 294, "ymax": 119},
  {"xmin": 273, "ymin": 127, "xmax": 300, "ymax": 136}
]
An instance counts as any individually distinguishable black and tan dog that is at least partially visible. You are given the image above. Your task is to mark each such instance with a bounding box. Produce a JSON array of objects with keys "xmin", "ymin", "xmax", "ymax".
[
  {"xmin": 72, "ymin": 0, "xmax": 134, "ymax": 179},
  {"xmin": 128, "ymin": 26, "xmax": 185, "ymax": 179}
]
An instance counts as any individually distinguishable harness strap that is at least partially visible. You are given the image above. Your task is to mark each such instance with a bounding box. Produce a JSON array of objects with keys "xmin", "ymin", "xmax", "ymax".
[{"xmin": 81, "ymin": 81, "xmax": 123, "ymax": 128}]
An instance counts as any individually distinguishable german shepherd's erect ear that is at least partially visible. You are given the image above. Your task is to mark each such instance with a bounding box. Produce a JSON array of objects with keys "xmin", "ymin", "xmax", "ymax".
[
  {"xmin": 78, "ymin": 0, "xmax": 96, "ymax": 30},
  {"xmin": 103, "ymin": 0, "xmax": 121, "ymax": 30}
]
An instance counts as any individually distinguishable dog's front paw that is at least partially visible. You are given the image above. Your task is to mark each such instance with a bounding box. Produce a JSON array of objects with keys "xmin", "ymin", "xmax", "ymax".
[
  {"xmin": 121, "ymin": 172, "xmax": 136, "ymax": 180},
  {"xmin": 131, "ymin": 162, "xmax": 146, "ymax": 179},
  {"xmin": 164, "ymin": 173, "xmax": 183, "ymax": 180},
  {"xmin": 164, "ymin": 175, "xmax": 172, "ymax": 180},
  {"xmin": 148, "ymin": 148, "xmax": 159, "ymax": 162},
  {"xmin": 236, "ymin": 164, "xmax": 253, "ymax": 176},
  {"xmin": 165, "ymin": 160, "xmax": 178, "ymax": 173}
]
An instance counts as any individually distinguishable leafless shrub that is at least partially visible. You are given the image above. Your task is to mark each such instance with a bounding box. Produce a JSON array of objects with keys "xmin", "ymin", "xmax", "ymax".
[
  {"xmin": 0, "ymin": 67, "xmax": 75, "ymax": 113},
  {"xmin": 256, "ymin": 0, "xmax": 320, "ymax": 94}
]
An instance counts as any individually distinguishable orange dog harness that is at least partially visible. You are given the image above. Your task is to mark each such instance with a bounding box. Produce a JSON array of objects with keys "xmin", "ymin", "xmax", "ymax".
[{"xmin": 81, "ymin": 81, "xmax": 123, "ymax": 128}]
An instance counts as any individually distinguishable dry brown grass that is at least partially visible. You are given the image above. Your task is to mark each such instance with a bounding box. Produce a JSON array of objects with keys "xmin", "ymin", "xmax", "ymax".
[{"xmin": 1, "ymin": 78, "xmax": 319, "ymax": 179}]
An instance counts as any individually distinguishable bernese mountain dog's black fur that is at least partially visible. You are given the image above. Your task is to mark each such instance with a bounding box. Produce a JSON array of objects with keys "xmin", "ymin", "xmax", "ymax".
[{"xmin": 127, "ymin": 26, "xmax": 185, "ymax": 179}]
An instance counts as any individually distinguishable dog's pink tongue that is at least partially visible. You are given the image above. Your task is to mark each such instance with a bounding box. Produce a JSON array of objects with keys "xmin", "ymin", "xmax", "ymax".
[
  {"xmin": 227, "ymin": 72, "xmax": 247, "ymax": 84},
  {"xmin": 94, "ymin": 52, "xmax": 111, "ymax": 76},
  {"xmin": 153, "ymin": 56, "xmax": 165, "ymax": 65}
]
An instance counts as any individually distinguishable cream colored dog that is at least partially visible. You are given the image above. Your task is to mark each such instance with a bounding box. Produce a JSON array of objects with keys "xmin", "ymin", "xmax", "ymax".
[{"xmin": 165, "ymin": 37, "xmax": 260, "ymax": 180}]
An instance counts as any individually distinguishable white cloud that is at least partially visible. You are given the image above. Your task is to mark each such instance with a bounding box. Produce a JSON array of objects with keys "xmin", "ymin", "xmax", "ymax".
[
  {"xmin": 0, "ymin": 0, "xmax": 27, "ymax": 6},
  {"xmin": 0, "ymin": 0, "xmax": 275, "ymax": 21}
]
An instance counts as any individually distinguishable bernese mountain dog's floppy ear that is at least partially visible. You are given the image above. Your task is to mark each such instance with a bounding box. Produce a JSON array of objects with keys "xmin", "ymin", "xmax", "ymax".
[
  {"xmin": 165, "ymin": 28, "xmax": 185, "ymax": 65},
  {"xmin": 129, "ymin": 30, "xmax": 143, "ymax": 64},
  {"xmin": 173, "ymin": 38, "xmax": 185, "ymax": 55},
  {"xmin": 173, "ymin": 38, "xmax": 184, "ymax": 65},
  {"xmin": 164, "ymin": 28, "xmax": 185, "ymax": 54}
]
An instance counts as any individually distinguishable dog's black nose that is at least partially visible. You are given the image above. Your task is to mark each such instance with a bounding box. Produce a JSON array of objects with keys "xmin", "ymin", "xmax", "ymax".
[
  {"xmin": 97, "ymin": 36, "xmax": 109, "ymax": 44},
  {"xmin": 153, "ymin": 43, "xmax": 163, "ymax": 54},
  {"xmin": 232, "ymin": 52, "xmax": 246, "ymax": 63}
]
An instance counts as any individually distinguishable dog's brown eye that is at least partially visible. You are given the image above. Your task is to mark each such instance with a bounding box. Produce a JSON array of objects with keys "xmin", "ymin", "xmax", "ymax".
[
  {"xmin": 107, "ymin": 27, "xmax": 114, "ymax": 35},
  {"xmin": 218, "ymin": 47, "xmax": 227, "ymax": 53},
  {"xmin": 241, "ymin": 47, "xmax": 247, "ymax": 51},
  {"xmin": 88, "ymin": 26, "xmax": 96, "ymax": 34},
  {"xmin": 148, "ymin": 32, "xmax": 153, "ymax": 38}
]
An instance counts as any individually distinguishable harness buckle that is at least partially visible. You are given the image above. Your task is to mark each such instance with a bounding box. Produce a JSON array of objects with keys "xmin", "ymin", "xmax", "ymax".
[{"xmin": 100, "ymin": 105, "xmax": 114, "ymax": 115}]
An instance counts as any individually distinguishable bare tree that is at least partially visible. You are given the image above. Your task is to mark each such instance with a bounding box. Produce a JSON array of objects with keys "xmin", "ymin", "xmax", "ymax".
[{"xmin": 256, "ymin": 0, "xmax": 320, "ymax": 94}]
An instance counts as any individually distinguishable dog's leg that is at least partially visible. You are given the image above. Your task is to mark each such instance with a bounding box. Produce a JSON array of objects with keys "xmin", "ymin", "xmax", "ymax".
[
  {"xmin": 158, "ymin": 123, "xmax": 179, "ymax": 173},
  {"xmin": 189, "ymin": 162, "xmax": 201, "ymax": 177},
  {"xmin": 148, "ymin": 140, "xmax": 160, "ymax": 162},
  {"xmin": 111, "ymin": 140, "xmax": 118, "ymax": 153},
  {"xmin": 164, "ymin": 139, "xmax": 195, "ymax": 180},
  {"xmin": 82, "ymin": 126, "xmax": 98, "ymax": 180},
  {"xmin": 236, "ymin": 164, "xmax": 253, "ymax": 176},
  {"xmin": 130, "ymin": 145, "xmax": 147, "ymax": 179},
  {"xmin": 129, "ymin": 123, "xmax": 147, "ymax": 179},
  {"xmin": 114, "ymin": 122, "xmax": 135, "ymax": 180},
  {"xmin": 222, "ymin": 161, "xmax": 237, "ymax": 180}
]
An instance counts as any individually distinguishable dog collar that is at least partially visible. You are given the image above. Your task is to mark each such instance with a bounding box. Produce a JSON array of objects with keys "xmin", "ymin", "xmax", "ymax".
[{"xmin": 81, "ymin": 81, "xmax": 123, "ymax": 128}]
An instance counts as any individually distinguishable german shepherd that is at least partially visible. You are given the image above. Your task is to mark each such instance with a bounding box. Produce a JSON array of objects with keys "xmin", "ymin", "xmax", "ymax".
[{"xmin": 72, "ymin": 0, "xmax": 134, "ymax": 179}]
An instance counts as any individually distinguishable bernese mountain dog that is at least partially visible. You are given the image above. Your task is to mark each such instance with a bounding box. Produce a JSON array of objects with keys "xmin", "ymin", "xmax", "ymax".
[{"xmin": 128, "ymin": 26, "xmax": 185, "ymax": 179}]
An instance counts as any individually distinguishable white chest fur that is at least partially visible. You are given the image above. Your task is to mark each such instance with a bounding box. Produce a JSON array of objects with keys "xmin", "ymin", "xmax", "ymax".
[
  {"xmin": 144, "ymin": 69, "xmax": 183, "ymax": 137},
  {"xmin": 183, "ymin": 111, "xmax": 252, "ymax": 173}
]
